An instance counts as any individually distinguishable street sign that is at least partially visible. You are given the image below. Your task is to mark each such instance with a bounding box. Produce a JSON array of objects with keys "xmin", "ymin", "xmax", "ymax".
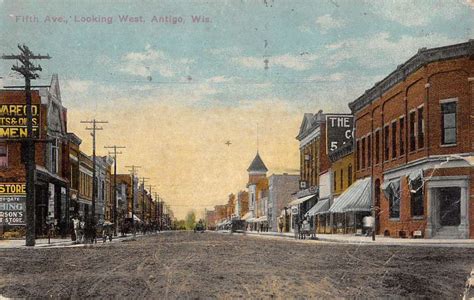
[
  {"xmin": 0, "ymin": 183, "xmax": 26, "ymax": 225},
  {"xmin": 326, "ymin": 114, "xmax": 354, "ymax": 154},
  {"xmin": 0, "ymin": 104, "xmax": 40, "ymax": 139}
]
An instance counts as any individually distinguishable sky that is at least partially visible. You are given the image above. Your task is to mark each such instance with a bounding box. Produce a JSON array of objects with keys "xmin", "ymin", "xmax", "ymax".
[{"xmin": 1, "ymin": 0, "xmax": 473, "ymax": 219}]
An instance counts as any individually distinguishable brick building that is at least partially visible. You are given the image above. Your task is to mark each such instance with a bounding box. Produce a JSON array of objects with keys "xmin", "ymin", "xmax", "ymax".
[
  {"xmin": 349, "ymin": 40, "xmax": 474, "ymax": 239},
  {"xmin": 290, "ymin": 110, "xmax": 330, "ymax": 232},
  {"xmin": 0, "ymin": 75, "xmax": 70, "ymax": 237}
]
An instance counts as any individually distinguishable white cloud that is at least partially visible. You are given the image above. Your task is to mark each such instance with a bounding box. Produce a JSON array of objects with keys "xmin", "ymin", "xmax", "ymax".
[
  {"xmin": 118, "ymin": 45, "xmax": 194, "ymax": 78},
  {"xmin": 315, "ymin": 14, "xmax": 345, "ymax": 33},
  {"xmin": 368, "ymin": 0, "xmax": 470, "ymax": 27},
  {"xmin": 233, "ymin": 53, "xmax": 318, "ymax": 71},
  {"xmin": 324, "ymin": 32, "xmax": 462, "ymax": 69},
  {"xmin": 307, "ymin": 72, "xmax": 346, "ymax": 82},
  {"xmin": 206, "ymin": 76, "xmax": 239, "ymax": 83},
  {"xmin": 63, "ymin": 79, "xmax": 95, "ymax": 94}
]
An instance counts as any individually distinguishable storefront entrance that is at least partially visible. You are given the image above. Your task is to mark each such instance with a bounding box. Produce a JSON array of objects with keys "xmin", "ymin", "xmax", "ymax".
[
  {"xmin": 438, "ymin": 187, "xmax": 461, "ymax": 227},
  {"xmin": 426, "ymin": 176, "xmax": 469, "ymax": 239}
]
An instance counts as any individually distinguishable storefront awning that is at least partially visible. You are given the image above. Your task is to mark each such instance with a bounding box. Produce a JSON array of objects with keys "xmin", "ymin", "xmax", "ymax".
[
  {"xmin": 305, "ymin": 198, "xmax": 330, "ymax": 216},
  {"xmin": 288, "ymin": 194, "xmax": 317, "ymax": 206},
  {"xmin": 329, "ymin": 177, "xmax": 372, "ymax": 213},
  {"xmin": 256, "ymin": 216, "xmax": 268, "ymax": 222},
  {"xmin": 241, "ymin": 212, "xmax": 251, "ymax": 220},
  {"xmin": 246, "ymin": 218, "xmax": 257, "ymax": 223}
]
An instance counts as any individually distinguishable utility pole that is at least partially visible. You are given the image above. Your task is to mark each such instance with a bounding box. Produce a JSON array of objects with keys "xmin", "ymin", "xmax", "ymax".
[
  {"xmin": 139, "ymin": 177, "xmax": 150, "ymax": 223},
  {"xmin": 105, "ymin": 145, "xmax": 125, "ymax": 236},
  {"xmin": 125, "ymin": 165, "xmax": 140, "ymax": 236},
  {"xmin": 154, "ymin": 192, "xmax": 159, "ymax": 225},
  {"xmin": 2, "ymin": 45, "xmax": 51, "ymax": 247},
  {"xmin": 147, "ymin": 184, "xmax": 156, "ymax": 224},
  {"xmin": 81, "ymin": 120, "xmax": 108, "ymax": 229}
]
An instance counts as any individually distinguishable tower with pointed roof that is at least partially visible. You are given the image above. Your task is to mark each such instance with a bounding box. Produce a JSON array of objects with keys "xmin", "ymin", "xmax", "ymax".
[{"xmin": 247, "ymin": 152, "xmax": 268, "ymax": 186}]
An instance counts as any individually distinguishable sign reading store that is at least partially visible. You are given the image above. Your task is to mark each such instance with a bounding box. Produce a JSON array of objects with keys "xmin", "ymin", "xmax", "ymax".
[
  {"xmin": 0, "ymin": 183, "xmax": 26, "ymax": 225},
  {"xmin": 0, "ymin": 104, "xmax": 40, "ymax": 139}
]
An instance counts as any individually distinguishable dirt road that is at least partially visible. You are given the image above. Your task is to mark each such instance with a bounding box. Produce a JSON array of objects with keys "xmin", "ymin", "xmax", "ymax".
[{"xmin": 0, "ymin": 231, "xmax": 472, "ymax": 298}]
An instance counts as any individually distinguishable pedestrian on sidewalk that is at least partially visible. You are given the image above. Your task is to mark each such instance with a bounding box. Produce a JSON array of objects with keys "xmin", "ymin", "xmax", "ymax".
[
  {"xmin": 363, "ymin": 215, "xmax": 374, "ymax": 237},
  {"xmin": 72, "ymin": 216, "xmax": 80, "ymax": 243}
]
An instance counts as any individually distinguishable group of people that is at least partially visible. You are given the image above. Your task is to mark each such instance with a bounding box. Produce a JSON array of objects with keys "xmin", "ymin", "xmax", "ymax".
[
  {"xmin": 71, "ymin": 216, "xmax": 115, "ymax": 244},
  {"xmin": 296, "ymin": 217, "xmax": 314, "ymax": 239}
]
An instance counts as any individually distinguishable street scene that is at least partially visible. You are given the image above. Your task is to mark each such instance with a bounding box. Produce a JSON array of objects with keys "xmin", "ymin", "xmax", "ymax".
[
  {"xmin": 1, "ymin": 0, "xmax": 474, "ymax": 298},
  {"xmin": 1, "ymin": 232, "xmax": 473, "ymax": 299}
]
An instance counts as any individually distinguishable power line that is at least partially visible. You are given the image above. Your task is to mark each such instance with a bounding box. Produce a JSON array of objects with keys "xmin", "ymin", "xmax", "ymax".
[
  {"xmin": 81, "ymin": 119, "xmax": 108, "ymax": 227},
  {"xmin": 1, "ymin": 44, "xmax": 51, "ymax": 247},
  {"xmin": 104, "ymin": 145, "xmax": 126, "ymax": 235}
]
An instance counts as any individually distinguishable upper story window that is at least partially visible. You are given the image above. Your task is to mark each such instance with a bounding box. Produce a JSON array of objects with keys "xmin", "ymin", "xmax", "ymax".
[
  {"xmin": 399, "ymin": 117, "xmax": 405, "ymax": 156},
  {"xmin": 384, "ymin": 125, "xmax": 389, "ymax": 161},
  {"xmin": 441, "ymin": 101, "xmax": 457, "ymax": 145},
  {"xmin": 417, "ymin": 106, "xmax": 424, "ymax": 148},
  {"xmin": 391, "ymin": 121, "xmax": 397, "ymax": 159},
  {"xmin": 51, "ymin": 138, "xmax": 59, "ymax": 174},
  {"xmin": 340, "ymin": 169, "xmax": 343, "ymax": 190},
  {"xmin": 409, "ymin": 111, "xmax": 416, "ymax": 152},
  {"xmin": 367, "ymin": 134, "xmax": 371, "ymax": 167},
  {"xmin": 356, "ymin": 140, "xmax": 360, "ymax": 170},
  {"xmin": 0, "ymin": 144, "xmax": 7, "ymax": 168},
  {"xmin": 347, "ymin": 164, "xmax": 353, "ymax": 186},
  {"xmin": 361, "ymin": 137, "xmax": 366, "ymax": 169},
  {"xmin": 375, "ymin": 130, "xmax": 380, "ymax": 164}
]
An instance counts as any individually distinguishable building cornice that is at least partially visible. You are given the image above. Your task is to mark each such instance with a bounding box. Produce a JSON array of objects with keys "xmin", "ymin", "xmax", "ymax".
[{"xmin": 349, "ymin": 40, "xmax": 474, "ymax": 113}]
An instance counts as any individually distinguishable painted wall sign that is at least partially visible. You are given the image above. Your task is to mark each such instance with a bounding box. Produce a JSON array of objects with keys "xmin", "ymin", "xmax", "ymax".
[
  {"xmin": 0, "ymin": 104, "xmax": 40, "ymax": 139},
  {"xmin": 0, "ymin": 183, "xmax": 26, "ymax": 225},
  {"xmin": 326, "ymin": 114, "xmax": 354, "ymax": 154}
]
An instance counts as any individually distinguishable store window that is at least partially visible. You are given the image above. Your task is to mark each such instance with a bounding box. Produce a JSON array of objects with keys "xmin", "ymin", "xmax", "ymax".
[
  {"xmin": 410, "ymin": 177, "xmax": 424, "ymax": 217},
  {"xmin": 0, "ymin": 144, "xmax": 7, "ymax": 168},
  {"xmin": 383, "ymin": 180, "xmax": 400, "ymax": 219},
  {"xmin": 441, "ymin": 101, "xmax": 457, "ymax": 145}
]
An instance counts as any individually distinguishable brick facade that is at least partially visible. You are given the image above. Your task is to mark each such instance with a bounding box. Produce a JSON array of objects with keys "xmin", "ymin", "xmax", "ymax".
[{"xmin": 350, "ymin": 41, "xmax": 473, "ymax": 238}]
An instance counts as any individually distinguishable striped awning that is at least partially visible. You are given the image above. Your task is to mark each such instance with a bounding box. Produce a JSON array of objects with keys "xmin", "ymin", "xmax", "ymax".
[
  {"xmin": 305, "ymin": 198, "xmax": 330, "ymax": 216},
  {"xmin": 329, "ymin": 177, "xmax": 372, "ymax": 213},
  {"xmin": 288, "ymin": 194, "xmax": 317, "ymax": 206}
]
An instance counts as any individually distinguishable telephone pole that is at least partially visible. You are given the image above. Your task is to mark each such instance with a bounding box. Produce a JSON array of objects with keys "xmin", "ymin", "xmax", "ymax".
[
  {"xmin": 139, "ymin": 177, "xmax": 150, "ymax": 223},
  {"xmin": 105, "ymin": 145, "xmax": 126, "ymax": 235},
  {"xmin": 81, "ymin": 120, "xmax": 108, "ymax": 227},
  {"xmin": 125, "ymin": 165, "xmax": 140, "ymax": 236},
  {"xmin": 2, "ymin": 45, "xmax": 51, "ymax": 247},
  {"xmin": 147, "ymin": 184, "xmax": 156, "ymax": 223},
  {"xmin": 154, "ymin": 192, "xmax": 159, "ymax": 225}
]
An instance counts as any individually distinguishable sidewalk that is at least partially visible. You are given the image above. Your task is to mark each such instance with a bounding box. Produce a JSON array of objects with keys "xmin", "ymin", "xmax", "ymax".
[
  {"xmin": 0, "ymin": 232, "xmax": 162, "ymax": 249},
  {"xmin": 220, "ymin": 230, "xmax": 474, "ymax": 248}
]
